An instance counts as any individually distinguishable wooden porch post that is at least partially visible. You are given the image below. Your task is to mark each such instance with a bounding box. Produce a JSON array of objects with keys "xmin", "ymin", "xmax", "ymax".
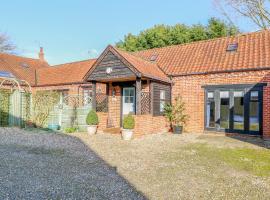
[
  {"xmin": 92, "ymin": 81, "xmax": 97, "ymax": 111},
  {"xmin": 150, "ymin": 80, "xmax": 154, "ymax": 116},
  {"xmin": 136, "ymin": 77, "xmax": 142, "ymax": 115}
]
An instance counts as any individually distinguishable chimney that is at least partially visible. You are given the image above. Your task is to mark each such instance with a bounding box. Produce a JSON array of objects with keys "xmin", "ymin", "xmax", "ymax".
[{"xmin": 39, "ymin": 47, "xmax": 45, "ymax": 62}]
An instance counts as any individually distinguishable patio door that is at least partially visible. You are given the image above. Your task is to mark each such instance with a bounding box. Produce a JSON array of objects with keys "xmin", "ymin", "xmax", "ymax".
[
  {"xmin": 204, "ymin": 85, "xmax": 264, "ymax": 135},
  {"xmin": 122, "ymin": 87, "xmax": 135, "ymax": 116}
]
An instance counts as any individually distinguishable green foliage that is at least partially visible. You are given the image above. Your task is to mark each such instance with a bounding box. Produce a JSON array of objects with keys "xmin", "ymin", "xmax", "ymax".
[
  {"xmin": 0, "ymin": 89, "xmax": 11, "ymax": 126},
  {"xmin": 23, "ymin": 92, "xmax": 31, "ymax": 124},
  {"xmin": 164, "ymin": 103, "xmax": 173, "ymax": 125},
  {"xmin": 65, "ymin": 127, "xmax": 78, "ymax": 133},
  {"xmin": 164, "ymin": 97, "xmax": 188, "ymax": 126},
  {"xmin": 123, "ymin": 114, "xmax": 135, "ymax": 129},
  {"xmin": 32, "ymin": 91, "xmax": 60, "ymax": 127},
  {"xmin": 86, "ymin": 110, "xmax": 99, "ymax": 125},
  {"xmin": 116, "ymin": 18, "xmax": 240, "ymax": 51}
]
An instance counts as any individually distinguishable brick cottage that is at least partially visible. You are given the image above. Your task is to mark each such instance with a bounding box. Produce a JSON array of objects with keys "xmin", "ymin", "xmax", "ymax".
[{"xmin": 0, "ymin": 30, "xmax": 270, "ymax": 138}]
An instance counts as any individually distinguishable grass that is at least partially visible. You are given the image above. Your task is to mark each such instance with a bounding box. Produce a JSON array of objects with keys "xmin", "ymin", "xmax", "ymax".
[{"xmin": 186, "ymin": 143, "xmax": 270, "ymax": 177}]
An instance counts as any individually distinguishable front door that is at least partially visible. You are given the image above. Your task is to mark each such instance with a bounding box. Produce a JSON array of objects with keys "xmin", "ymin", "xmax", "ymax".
[{"xmin": 122, "ymin": 87, "xmax": 135, "ymax": 116}]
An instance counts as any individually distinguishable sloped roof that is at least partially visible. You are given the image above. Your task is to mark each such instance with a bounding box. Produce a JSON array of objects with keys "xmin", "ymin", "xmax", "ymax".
[
  {"xmin": 133, "ymin": 29, "xmax": 270, "ymax": 76},
  {"xmin": 85, "ymin": 45, "xmax": 170, "ymax": 83},
  {"xmin": 0, "ymin": 53, "xmax": 49, "ymax": 85},
  {"xmin": 37, "ymin": 59, "xmax": 96, "ymax": 86},
  {"xmin": 114, "ymin": 48, "xmax": 170, "ymax": 82}
]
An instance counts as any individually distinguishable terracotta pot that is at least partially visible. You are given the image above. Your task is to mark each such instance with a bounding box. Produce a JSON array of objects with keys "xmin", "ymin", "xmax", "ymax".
[
  {"xmin": 121, "ymin": 129, "xmax": 133, "ymax": 140},
  {"xmin": 87, "ymin": 125, "xmax": 97, "ymax": 135}
]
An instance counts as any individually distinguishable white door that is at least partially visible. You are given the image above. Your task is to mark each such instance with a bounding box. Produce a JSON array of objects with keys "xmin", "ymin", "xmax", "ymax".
[{"xmin": 122, "ymin": 87, "xmax": 135, "ymax": 116}]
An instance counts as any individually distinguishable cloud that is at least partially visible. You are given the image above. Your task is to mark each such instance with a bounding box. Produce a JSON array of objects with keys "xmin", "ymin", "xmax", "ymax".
[{"xmin": 82, "ymin": 48, "xmax": 99, "ymax": 58}]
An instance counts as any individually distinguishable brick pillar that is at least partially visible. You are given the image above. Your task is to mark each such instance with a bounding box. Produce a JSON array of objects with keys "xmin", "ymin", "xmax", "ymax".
[{"xmin": 263, "ymin": 85, "xmax": 270, "ymax": 139}]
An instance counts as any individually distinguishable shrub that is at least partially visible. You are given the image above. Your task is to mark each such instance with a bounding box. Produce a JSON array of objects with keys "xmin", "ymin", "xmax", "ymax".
[
  {"xmin": 164, "ymin": 97, "xmax": 188, "ymax": 127},
  {"xmin": 86, "ymin": 110, "xmax": 99, "ymax": 125},
  {"xmin": 65, "ymin": 127, "xmax": 78, "ymax": 133},
  {"xmin": 123, "ymin": 114, "xmax": 135, "ymax": 129}
]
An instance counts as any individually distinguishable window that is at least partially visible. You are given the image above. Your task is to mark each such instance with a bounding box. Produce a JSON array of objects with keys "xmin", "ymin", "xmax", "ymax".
[
  {"xmin": 206, "ymin": 92, "xmax": 215, "ymax": 128},
  {"xmin": 204, "ymin": 85, "xmax": 264, "ymax": 135},
  {"xmin": 249, "ymin": 91, "xmax": 259, "ymax": 131},
  {"xmin": 233, "ymin": 91, "xmax": 244, "ymax": 130},
  {"xmin": 227, "ymin": 43, "xmax": 238, "ymax": 52},
  {"xmin": 124, "ymin": 88, "xmax": 135, "ymax": 103},
  {"xmin": 220, "ymin": 91, "xmax": 230, "ymax": 129},
  {"xmin": 83, "ymin": 88, "xmax": 91, "ymax": 105},
  {"xmin": 160, "ymin": 90, "xmax": 166, "ymax": 112}
]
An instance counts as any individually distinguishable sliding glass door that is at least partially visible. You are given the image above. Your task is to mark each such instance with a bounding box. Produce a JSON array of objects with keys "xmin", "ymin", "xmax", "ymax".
[{"xmin": 204, "ymin": 85, "xmax": 264, "ymax": 135}]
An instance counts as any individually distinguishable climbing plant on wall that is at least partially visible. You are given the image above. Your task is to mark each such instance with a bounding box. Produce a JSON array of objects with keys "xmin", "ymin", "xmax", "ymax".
[
  {"xmin": 32, "ymin": 91, "xmax": 60, "ymax": 127},
  {"xmin": 22, "ymin": 92, "xmax": 32, "ymax": 125},
  {"xmin": 0, "ymin": 89, "xmax": 11, "ymax": 126}
]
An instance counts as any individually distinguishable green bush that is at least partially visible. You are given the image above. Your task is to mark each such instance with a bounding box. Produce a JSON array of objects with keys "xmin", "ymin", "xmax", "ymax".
[
  {"xmin": 123, "ymin": 114, "xmax": 135, "ymax": 129},
  {"xmin": 86, "ymin": 110, "xmax": 99, "ymax": 125},
  {"xmin": 65, "ymin": 127, "xmax": 78, "ymax": 133}
]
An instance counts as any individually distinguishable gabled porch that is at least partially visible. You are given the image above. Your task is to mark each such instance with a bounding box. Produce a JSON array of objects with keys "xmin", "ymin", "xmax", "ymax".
[{"xmin": 84, "ymin": 45, "xmax": 171, "ymax": 136}]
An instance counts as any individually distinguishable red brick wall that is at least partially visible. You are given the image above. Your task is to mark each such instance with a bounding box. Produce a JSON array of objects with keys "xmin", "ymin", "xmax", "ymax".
[
  {"xmin": 134, "ymin": 115, "xmax": 169, "ymax": 137},
  {"xmin": 172, "ymin": 70, "xmax": 270, "ymax": 139},
  {"xmin": 97, "ymin": 112, "xmax": 108, "ymax": 131}
]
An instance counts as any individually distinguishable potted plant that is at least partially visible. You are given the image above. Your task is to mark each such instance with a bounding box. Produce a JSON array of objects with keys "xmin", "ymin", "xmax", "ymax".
[
  {"xmin": 122, "ymin": 114, "xmax": 135, "ymax": 140},
  {"xmin": 164, "ymin": 97, "xmax": 188, "ymax": 134},
  {"xmin": 86, "ymin": 110, "xmax": 99, "ymax": 135}
]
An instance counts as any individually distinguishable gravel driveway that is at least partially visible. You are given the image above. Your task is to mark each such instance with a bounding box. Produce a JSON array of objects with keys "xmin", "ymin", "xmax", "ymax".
[{"xmin": 0, "ymin": 128, "xmax": 145, "ymax": 200}]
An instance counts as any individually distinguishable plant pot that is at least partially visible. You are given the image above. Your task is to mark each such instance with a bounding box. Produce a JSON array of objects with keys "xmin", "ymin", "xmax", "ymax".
[
  {"xmin": 87, "ymin": 125, "xmax": 97, "ymax": 135},
  {"xmin": 173, "ymin": 125, "xmax": 183, "ymax": 134},
  {"xmin": 121, "ymin": 129, "xmax": 133, "ymax": 140}
]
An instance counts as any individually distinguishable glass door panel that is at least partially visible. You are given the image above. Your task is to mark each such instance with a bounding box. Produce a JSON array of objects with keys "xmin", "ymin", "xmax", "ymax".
[
  {"xmin": 233, "ymin": 91, "xmax": 244, "ymax": 130},
  {"xmin": 220, "ymin": 91, "xmax": 230, "ymax": 129},
  {"xmin": 206, "ymin": 92, "xmax": 215, "ymax": 128},
  {"xmin": 249, "ymin": 91, "xmax": 260, "ymax": 131}
]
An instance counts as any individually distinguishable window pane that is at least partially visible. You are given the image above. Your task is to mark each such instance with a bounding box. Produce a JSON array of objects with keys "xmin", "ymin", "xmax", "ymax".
[
  {"xmin": 220, "ymin": 91, "xmax": 229, "ymax": 129},
  {"xmin": 130, "ymin": 97, "xmax": 134, "ymax": 103},
  {"xmin": 250, "ymin": 91, "xmax": 259, "ymax": 131},
  {"xmin": 125, "ymin": 97, "xmax": 129, "ymax": 103},
  {"xmin": 251, "ymin": 91, "xmax": 258, "ymax": 101},
  {"xmin": 206, "ymin": 100, "xmax": 215, "ymax": 128},
  {"xmin": 160, "ymin": 90, "xmax": 165, "ymax": 100},
  {"xmin": 220, "ymin": 91, "xmax": 229, "ymax": 98},
  {"xmin": 233, "ymin": 91, "xmax": 244, "ymax": 130},
  {"xmin": 207, "ymin": 92, "xmax": 214, "ymax": 99},
  {"xmin": 160, "ymin": 100, "xmax": 165, "ymax": 112},
  {"xmin": 130, "ymin": 89, "xmax": 134, "ymax": 97}
]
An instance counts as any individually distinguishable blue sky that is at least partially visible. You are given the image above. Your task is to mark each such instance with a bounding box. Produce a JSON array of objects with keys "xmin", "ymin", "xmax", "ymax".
[{"xmin": 0, "ymin": 0, "xmax": 256, "ymax": 65}]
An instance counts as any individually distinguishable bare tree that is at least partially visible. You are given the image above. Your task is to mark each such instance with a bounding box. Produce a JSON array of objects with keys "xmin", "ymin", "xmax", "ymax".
[
  {"xmin": 214, "ymin": 0, "xmax": 270, "ymax": 29},
  {"xmin": 0, "ymin": 32, "xmax": 16, "ymax": 54}
]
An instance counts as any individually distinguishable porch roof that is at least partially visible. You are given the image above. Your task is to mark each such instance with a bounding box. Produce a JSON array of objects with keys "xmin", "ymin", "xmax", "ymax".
[{"xmin": 84, "ymin": 45, "xmax": 170, "ymax": 83}]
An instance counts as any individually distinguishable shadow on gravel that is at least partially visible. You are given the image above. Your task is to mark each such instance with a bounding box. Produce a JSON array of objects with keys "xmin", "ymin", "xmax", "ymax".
[
  {"xmin": 0, "ymin": 130, "xmax": 146, "ymax": 200},
  {"xmin": 226, "ymin": 134, "xmax": 270, "ymax": 149}
]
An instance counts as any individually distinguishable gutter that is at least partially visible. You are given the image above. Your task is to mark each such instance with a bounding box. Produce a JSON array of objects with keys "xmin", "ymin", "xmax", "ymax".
[
  {"xmin": 33, "ymin": 81, "xmax": 89, "ymax": 87},
  {"xmin": 170, "ymin": 67, "xmax": 270, "ymax": 77}
]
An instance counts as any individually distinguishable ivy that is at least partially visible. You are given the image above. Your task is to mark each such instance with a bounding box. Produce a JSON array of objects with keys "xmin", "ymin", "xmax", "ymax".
[
  {"xmin": 0, "ymin": 89, "xmax": 11, "ymax": 126},
  {"xmin": 32, "ymin": 91, "xmax": 60, "ymax": 127}
]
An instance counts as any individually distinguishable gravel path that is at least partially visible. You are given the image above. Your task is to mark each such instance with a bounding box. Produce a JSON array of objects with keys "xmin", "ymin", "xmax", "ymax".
[
  {"xmin": 78, "ymin": 132, "xmax": 270, "ymax": 200},
  {"xmin": 0, "ymin": 128, "xmax": 145, "ymax": 200}
]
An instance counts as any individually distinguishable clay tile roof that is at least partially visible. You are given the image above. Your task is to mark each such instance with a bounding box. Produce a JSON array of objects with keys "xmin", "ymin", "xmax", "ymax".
[
  {"xmin": 37, "ymin": 59, "xmax": 96, "ymax": 86},
  {"xmin": 0, "ymin": 53, "xmax": 49, "ymax": 85},
  {"xmin": 114, "ymin": 47, "xmax": 170, "ymax": 82},
  {"xmin": 133, "ymin": 29, "xmax": 270, "ymax": 76}
]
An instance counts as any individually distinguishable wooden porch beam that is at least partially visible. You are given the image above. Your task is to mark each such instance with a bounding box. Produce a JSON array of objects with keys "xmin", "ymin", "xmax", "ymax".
[
  {"xmin": 136, "ymin": 77, "xmax": 142, "ymax": 115},
  {"xmin": 92, "ymin": 81, "xmax": 97, "ymax": 111}
]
